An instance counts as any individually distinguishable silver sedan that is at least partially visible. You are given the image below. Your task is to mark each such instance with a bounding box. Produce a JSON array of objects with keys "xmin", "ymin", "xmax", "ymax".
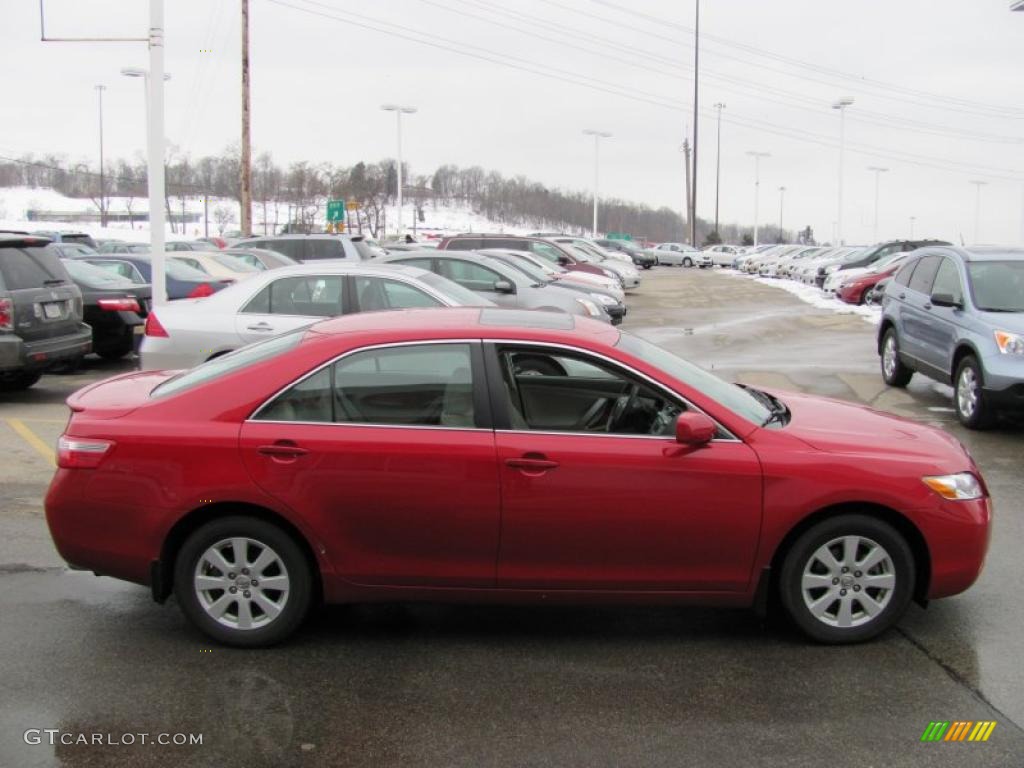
[{"xmin": 140, "ymin": 263, "xmax": 489, "ymax": 371}]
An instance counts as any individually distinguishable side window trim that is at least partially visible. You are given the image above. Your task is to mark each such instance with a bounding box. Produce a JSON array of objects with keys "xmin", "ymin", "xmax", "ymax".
[
  {"xmin": 248, "ymin": 340, "xmax": 492, "ymax": 430},
  {"xmin": 481, "ymin": 341, "xmax": 738, "ymax": 442}
]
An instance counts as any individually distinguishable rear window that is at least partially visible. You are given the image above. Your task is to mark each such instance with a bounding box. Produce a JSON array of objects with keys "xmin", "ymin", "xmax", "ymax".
[
  {"xmin": 446, "ymin": 238, "xmax": 483, "ymax": 250},
  {"xmin": 352, "ymin": 240, "xmax": 378, "ymax": 260},
  {"xmin": 62, "ymin": 258, "xmax": 136, "ymax": 289},
  {"xmin": 0, "ymin": 246, "xmax": 68, "ymax": 289},
  {"xmin": 306, "ymin": 240, "xmax": 344, "ymax": 261},
  {"xmin": 152, "ymin": 329, "xmax": 306, "ymax": 398}
]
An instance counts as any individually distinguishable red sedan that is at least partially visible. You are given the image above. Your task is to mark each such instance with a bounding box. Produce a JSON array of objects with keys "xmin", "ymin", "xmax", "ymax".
[
  {"xmin": 45, "ymin": 309, "xmax": 991, "ymax": 646},
  {"xmin": 837, "ymin": 264, "xmax": 900, "ymax": 304}
]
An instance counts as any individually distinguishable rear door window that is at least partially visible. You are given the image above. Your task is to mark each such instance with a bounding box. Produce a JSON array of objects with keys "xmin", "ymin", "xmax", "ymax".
[
  {"xmin": 907, "ymin": 255, "xmax": 941, "ymax": 295},
  {"xmin": 245, "ymin": 275, "xmax": 345, "ymax": 316},
  {"xmin": 440, "ymin": 259, "xmax": 504, "ymax": 291},
  {"xmin": 264, "ymin": 240, "xmax": 305, "ymax": 261},
  {"xmin": 354, "ymin": 276, "xmax": 443, "ymax": 310},
  {"xmin": 305, "ymin": 240, "xmax": 344, "ymax": 261}
]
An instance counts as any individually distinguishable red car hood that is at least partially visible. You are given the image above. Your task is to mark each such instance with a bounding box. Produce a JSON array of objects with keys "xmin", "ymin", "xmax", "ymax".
[{"xmin": 770, "ymin": 390, "xmax": 970, "ymax": 467}]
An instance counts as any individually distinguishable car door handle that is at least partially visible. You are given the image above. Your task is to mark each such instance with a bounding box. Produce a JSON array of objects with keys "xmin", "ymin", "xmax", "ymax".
[
  {"xmin": 505, "ymin": 457, "xmax": 559, "ymax": 472},
  {"xmin": 258, "ymin": 443, "xmax": 308, "ymax": 459},
  {"xmin": 247, "ymin": 322, "xmax": 274, "ymax": 331},
  {"xmin": 923, "ymin": 302, "xmax": 932, "ymax": 310},
  {"xmin": 898, "ymin": 292, "xmax": 906, "ymax": 300}
]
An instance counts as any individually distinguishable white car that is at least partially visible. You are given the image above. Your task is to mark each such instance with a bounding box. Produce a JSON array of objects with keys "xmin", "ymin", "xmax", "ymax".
[
  {"xmin": 651, "ymin": 243, "xmax": 704, "ymax": 267},
  {"xmin": 552, "ymin": 239, "xmax": 642, "ymax": 289},
  {"xmin": 169, "ymin": 251, "xmax": 261, "ymax": 282},
  {"xmin": 140, "ymin": 263, "xmax": 488, "ymax": 371},
  {"xmin": 704, "ymin": 244, "xmax": 743, "ymax": 266}
]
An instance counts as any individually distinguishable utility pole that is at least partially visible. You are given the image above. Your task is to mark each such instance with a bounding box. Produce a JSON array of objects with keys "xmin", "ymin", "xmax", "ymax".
[
  {"xmin": 970, "ymin": 180, "xmax": 987, "ymax": 244},
  {"xmin": 746, "ymin": 151, "xmax": 769, "ymax": 246},
  {"xmin": 95, "ymin": 84, "xmax": 107, "ymax": 227},
  {"xmin": 778, "ymin": 186, "xmax": 786, "ymax": 243},
  {"xmin": 868, "ymin": 166, "xmax": 889, "ymax": 243},
  {"xmin": 148, "ymin": 0, "xmax": 167, "ymax": 306},
  {"xmin": 690, "ymin": 0, "xmax": 700, "ymax": 247},
  {"xmin": 909, "ymin": 216, "xmax": 916, "ymax": 238},
  {"xmin": 682, "ymin": 138, "xmax": 692, "ymax": 241},
  {"xmin": 240, "ymin": 0, "xmax": 253, "ymax": 237},
  {"xmin": 832, "ymin": 97, "xmax": 854, "ymax": 245},
  {"xmin": 383, "ymin": 105, "xmax": 418, "ymax": 235},
  {"xmin": 582, "ymin": 128, "xmax": 612, "ymax": 238},
  {"xmin": 713, "ymin": 102, "xmax": 724, "ymax": 237}
]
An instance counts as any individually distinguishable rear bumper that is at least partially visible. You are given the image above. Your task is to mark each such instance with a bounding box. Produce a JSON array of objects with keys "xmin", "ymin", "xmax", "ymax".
[{"xmin": 0, "ymin": 325, "xmax": 92, "ymax": 372}]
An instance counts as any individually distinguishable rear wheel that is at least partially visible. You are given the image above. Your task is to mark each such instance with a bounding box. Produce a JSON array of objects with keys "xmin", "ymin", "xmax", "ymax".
[
  {"xmin": 682, "ymin": 257, "xmax": 693, "ymax": 268},
  {"xmin": 174, "ymin": 516, "xmax": 313, "ymax": 647},
  {"xmin": 954, "ymin": 355, "xmax": 995, "ymax": 430},
  {"xmin": 880, "ymin": 328, "xmax": 913, "ymax": 387},
  {"xmin": 779, "ymin": 514, "xmax": 914, "ymax": 643},
  {"xmin": 0, "ymin": 370, "xmax": 42, "ymax": 391},
  {"xmin": 96, "ymin": 329, "xmax": 135, "ymax": 360}
]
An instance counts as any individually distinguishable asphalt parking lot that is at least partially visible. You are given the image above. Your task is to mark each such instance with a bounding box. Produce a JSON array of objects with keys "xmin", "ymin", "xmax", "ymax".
[{"xmin": 1, "ymin": 266, "xmax": 1022, "ymax": 768}]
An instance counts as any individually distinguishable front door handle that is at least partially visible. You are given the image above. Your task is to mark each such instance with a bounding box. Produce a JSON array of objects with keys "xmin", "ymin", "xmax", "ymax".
[
  {"xmin": 898, "ymin": 292, "xmax": 906, "ymax": 300},
  {"xmin": 506, "ymin": 456, "xmax": 559, "ymax": 473},
  {"xmin": 247, "ymin": 322, "xmax": 274, "ymax": 331},
  {"xmin": 258, "ymin": 442, "xmax": 309, "ymax": 459}
]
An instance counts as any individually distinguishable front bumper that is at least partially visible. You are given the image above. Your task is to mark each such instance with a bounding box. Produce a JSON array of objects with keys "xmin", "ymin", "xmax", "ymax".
[
  {"xmin": 0, "ymin": 324, "xmax": 93, "ymax": 372},
  {"xmin": 924, "ymin": 496, "xmax": 991, "ymax": 599},
  {"xmin": 979, "ymin": 352, "xmax": 1024, "ymax": 409}
]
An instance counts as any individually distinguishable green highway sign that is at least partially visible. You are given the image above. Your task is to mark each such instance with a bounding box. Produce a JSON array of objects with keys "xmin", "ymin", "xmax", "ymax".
[
  {"xmin": 606, "ymin": 232, "xmax": 632, "ymax": 240},
  {"xmin": 326, "ymin": 199, "xmax": 346, "ymax": 222}
]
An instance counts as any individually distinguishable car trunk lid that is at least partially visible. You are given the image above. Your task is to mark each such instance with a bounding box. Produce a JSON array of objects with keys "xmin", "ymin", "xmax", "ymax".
[{"xmin": 67, "ymin": 369, "xmax": 178, "ymax": 419}]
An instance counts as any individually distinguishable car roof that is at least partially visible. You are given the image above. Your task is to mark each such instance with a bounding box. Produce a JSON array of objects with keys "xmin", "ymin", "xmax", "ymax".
[
  {"xmin": 306, "ymin": 306, "xmax": 619, "ymax": 343},
  {"xmin": 250, "ymin": 261, "xmax": 437, "ymax": 279},
  {"xmin": 0, "ymin": 234, "xmax": 53, "ymax": 248},
  {"xmin": 237, "ymin": 234, "xmax": 351, "ymax": 241},
  {"xmin": 921, "ymin": 245, "xmax": 1024, "ymax": 262}
]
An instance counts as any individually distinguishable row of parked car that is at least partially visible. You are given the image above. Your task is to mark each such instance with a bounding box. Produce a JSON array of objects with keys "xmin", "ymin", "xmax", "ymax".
[{"xmin": 0, "ymin": 229, "xmax": 650, "ymax": 390}]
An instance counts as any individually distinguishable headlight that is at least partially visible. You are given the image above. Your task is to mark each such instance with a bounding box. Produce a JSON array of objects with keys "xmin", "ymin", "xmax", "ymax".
[
  {"xmin": 994, "ymin": 330, "xmax": 1024, "ymax": 355},
  {"xmin": 590, "ymin": 292, "xmax": 618, "ymax": 307},
  {"xmin": 575, "ymin": 298, "xmax": 603, "ymax": 317},
  {"xmin": 922, "ymin": 472, "xmax": 984, "ymax": 500}
]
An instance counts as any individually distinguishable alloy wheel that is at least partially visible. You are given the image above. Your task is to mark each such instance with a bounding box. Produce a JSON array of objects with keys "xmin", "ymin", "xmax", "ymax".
[
  {"xmin": 957, "ymin": 366, "xmax": 978, "ymax": 419},
  {"xmin": 194, "ymin": 537, "xmax": 291, "ymax": 630},
  {"xmin": 800, "ymin": 535, "xmax": 895, "ymax": 629},
  {"xmin": 882, "ymin": 336, "xmax": 898, "ymax": 379}
]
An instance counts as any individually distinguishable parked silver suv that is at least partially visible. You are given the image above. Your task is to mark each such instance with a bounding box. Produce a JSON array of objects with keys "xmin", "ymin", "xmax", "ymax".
[{"xmin": 878, "ymin": 246, "xmax": 1024, "ymax": 428}]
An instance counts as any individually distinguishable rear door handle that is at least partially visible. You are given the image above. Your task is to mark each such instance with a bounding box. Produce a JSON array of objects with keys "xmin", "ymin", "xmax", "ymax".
[
  {"xmin": 898, "ymin": 292, "xmax": 906, "ymax": 300},
  {"xmin": 258, "ymin": 443, "xmax": 309, "ymax": 459},
  {"xmin": 247, "ymin": 322, "xmax": 274, "ymax": 331},
  {"xmin": 505, "ymin": 457, "xmax": 559, "ymax": 472}
]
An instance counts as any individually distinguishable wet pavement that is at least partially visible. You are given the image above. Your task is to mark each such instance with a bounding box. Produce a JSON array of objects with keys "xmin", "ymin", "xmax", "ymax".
[{"xmin": 1, "ymin": 267, "xmax": 1022, "ymax": 767}]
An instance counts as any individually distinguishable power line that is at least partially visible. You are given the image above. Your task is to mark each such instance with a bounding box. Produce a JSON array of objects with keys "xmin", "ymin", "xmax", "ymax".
[{"xmin": 262, "ymin": 0, "xmax": 1024, "ymax": 181}]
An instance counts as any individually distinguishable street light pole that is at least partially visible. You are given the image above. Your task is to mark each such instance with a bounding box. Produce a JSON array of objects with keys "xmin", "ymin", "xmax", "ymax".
[
  {"xmin": 970, "ymin": 180, "xmax": 987, "ymax": 244},
  {"xmin": 583, "ymin": 129, "xmax": 612, "ymax": 238},
  {"xmin": 95, "ymin": 84, "xmax": 107, "ymax": 227},
  {"xmin": 746, "ymin": 151, "xmax": 770, "ymax": 246},
  {"xmin": 867, "ymin": 166, "xmax": 889, "ymax": 243},
  {"xmin": 832, "ymin": 98, "xmax": 854, "ymax": 245},
  {"xmin": 240, "ymin": 0, "xmax": 252, "ymax": 237},
  {"xmin": 909, "ymin": 216, "xmax": 916, "ymax": 238},
  {"xmin": 713, "ymin": 102, "xmax": 725, "ymax": 237},
  {"xmin": 778, "ymin": 186, "xmax": 786, "ymax": 243},
  {"xmin": 690, "ymin": 0, "xmax": 700, "ymax": 247},
  {"xmin": 381, "ymin": 104, "xmax": 417, "ymax": 236},
  {"xmin": 147, "ymin": 0, "xmax": 167, "ymax": 307}
]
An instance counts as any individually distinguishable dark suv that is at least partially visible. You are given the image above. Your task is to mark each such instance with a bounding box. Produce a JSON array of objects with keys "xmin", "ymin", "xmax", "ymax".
[
  {"xmin": 835, "ymin": 239, "xmax": 950, "ymax": 273},
  {"xmin": 0, "ymin": 235, "xmax": 92, "ymax": 391},
  {"xmin": 593, "ymin": 238, "xmax": 656, "ymax": 268},
  {"xmin": 439, "ymin": 234, "xmax": 615, "ymax": 281}
]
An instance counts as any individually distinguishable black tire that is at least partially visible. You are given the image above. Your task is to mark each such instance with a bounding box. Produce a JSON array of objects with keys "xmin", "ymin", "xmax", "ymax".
[
  {"xmin": 880, "ymin": 328, "xmax": 913, "ymax": 387},
  {"xmin": 174, "ymin": 516, "xmax": 313, "ymax": 647},
  {"xmin": 682, "ymin": 257, "xmax": 693, "ymax": 268},
  {"xmin": 96, "ymin": 330, "xmax": 134, "ymax": 360},
  {"xmin": 0, "ymin": 370, "xmax": 42, "ymax": 391},
  {"xmin": 779, "ymin": 514, "xmax": 915, "ymax": 644},
  {"xmin": 953, "ymin": 355, "xmax": 995, "ymax": 430}
]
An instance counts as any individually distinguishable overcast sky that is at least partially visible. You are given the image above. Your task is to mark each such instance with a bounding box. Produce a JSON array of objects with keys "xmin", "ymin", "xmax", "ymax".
[{"xmin": 3, "ymin": 0, "xmax": 1024, "ymax": 244}]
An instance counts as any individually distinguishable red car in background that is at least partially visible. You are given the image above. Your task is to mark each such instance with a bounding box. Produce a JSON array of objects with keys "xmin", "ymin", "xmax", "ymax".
[
  {"xmin": 837, "ymin": 263, "xmax": 903, "ymax": 304},
  {"xmin": 46, "ymin": 308, "xmax": 990, "ymax": 647}
]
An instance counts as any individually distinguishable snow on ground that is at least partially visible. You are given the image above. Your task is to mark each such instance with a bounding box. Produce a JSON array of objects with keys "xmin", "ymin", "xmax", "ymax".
[
  {"xmin": 723, "ymin": 269, "xmax": 882, "ymax": 325},
  {"xmin": 0, "ymin": 186, "xmax": 563, "ymax": 244}
]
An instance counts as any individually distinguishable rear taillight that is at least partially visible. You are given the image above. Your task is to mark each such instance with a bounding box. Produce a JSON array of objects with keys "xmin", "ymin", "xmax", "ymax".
[
  {"xmin": 188, "ymin": 283, "xmax": 215, "ymax": 298},
  {"xmin": 57, "ymin": 436, "xmax": 114, "ymax": 469},
  {"xmin": 144, "ymin": 312, "xmax": 169, "ymax": 337},
  {"xmin": 97, "ymin": 298, "xmax": 141, "ymax": 313},
  {"xmin": 0, "ymin": 298, "xmax": 11, "ymax": 331}
]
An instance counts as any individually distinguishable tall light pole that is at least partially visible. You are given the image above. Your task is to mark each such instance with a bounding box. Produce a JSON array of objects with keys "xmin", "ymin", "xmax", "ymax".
[
  {"xmin": 95, "ymin": 84, "xmax": 107, "ymax": 227},
  {"xmin": 240, "ymin": 0, "xmax": 252, "ymax": 236},
  {"xmin": 909, "ymin": 216, "xmax": 916, "ymax": 238},
  {"xmin": 970, "ymin": 180, "xmax": 988, "ymax": 244},
  {"xmin": 147, "ymin": 0, "xmax": 166, "ymax": 307},
  {"xmin": 746, "ymin": 151, "xmax": 770, "ymax": 246},
  {"xmin": 381, "ymin": 104, "xmax": 417, "ymax": 236},
  {"xmin": 582, "ymin": 129, "xmax": 612, "ymax": 238},
  {"xmin": 778, "ymin": 186, "xmax": 786, "ymax": 243},
  {"xmin": 832, "ymin": 97, "xmax": 854, "ymax": 245},
  {"xmin": 713, "ymin": 102, "xmax": 725, "ymax": 237},
  {"xmin": 690, "ymin": 0, "xmax": 700, "ymax": 247},
  {"xmin": 867, "ymin": 166, "xmax": 889, "ymax": 243}
]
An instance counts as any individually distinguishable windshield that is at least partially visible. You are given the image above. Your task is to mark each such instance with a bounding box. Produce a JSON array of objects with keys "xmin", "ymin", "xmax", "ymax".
[
  {"xmin": 165, "ymin": 259, "xmax": 214, "ymax": 281},
  {"xmin": 616, "ymin": 333, "xmax": 771, "ymax": 427},
  {"xmin": 567, "ymin": 245, "xmax": 594, "ymax": 262},
  {"xmin": 420, "ymin": 271, "xmax": 495, "ymax": 306},
  {"xmin": 210, "ymin": 253, "xmax": 260, "ymax": 272},
  {"xmin": 871, "ymin": 251, "xmax": 908, "ymax": 272},
  {"xmin": 968, "ymin": 261, "xmax": 1024, "ymax": 312},
  {"xmin": 61, "ymin": 258, "xmax": 136, "ymax": 288},
  {"xmin": 494, "ymin": 257, "xmax": 549, "ymax": 285},
  {"xmin": 152, "ymin": 328, "xmax": 307, "ymax": 397}
]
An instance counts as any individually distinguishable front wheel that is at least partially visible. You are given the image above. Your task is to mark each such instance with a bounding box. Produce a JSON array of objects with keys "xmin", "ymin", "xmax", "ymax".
[
  {"xmin": 779, "ymin": 515, "xmax": 914, "ymax": 643},
  {"xmin": 682, "ymin": 257, "xmax": 693, "ymax": 268},
  {"xmin": 954, "ymin": 355, "xmax": 995, "ymax": 430},
  {"xmin": 174, "ymin": 516, "xmax": 313, "ymax": 647},
  {"xmin": 880, "ymin": 328, "xmax": 913, "ymax": 387}
]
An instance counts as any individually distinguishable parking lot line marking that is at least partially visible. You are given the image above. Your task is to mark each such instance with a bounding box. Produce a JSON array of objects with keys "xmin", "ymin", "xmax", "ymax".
[
  {"xmin": 6, "ymin": 418, "xmax": 56, "ymax": 466},
  {"xmin": 18, "ymin": 418, "xmax": 67, "ymax": 424}
]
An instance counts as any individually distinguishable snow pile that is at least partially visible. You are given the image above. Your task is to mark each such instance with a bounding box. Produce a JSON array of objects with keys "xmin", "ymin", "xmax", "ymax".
[{"xmin": 723, "ymin": 269, "xmax": 882, "ymax": 325}]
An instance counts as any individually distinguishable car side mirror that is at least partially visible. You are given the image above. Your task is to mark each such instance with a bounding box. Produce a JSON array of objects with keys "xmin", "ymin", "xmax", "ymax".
[
  {"xmin": 675, "ymin": 412, "xmax": 716, "ymax": 446},
  {"xmin": 493, "ymin": 279, "xmax": 515, "ymax": 294},
  {"xmin": 557, "ymin": 255, "xmax": 569, "ymax": 265},
  {"xmin": 930, "ymin": 292, "xmax": 962, "ymax": 309}
]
